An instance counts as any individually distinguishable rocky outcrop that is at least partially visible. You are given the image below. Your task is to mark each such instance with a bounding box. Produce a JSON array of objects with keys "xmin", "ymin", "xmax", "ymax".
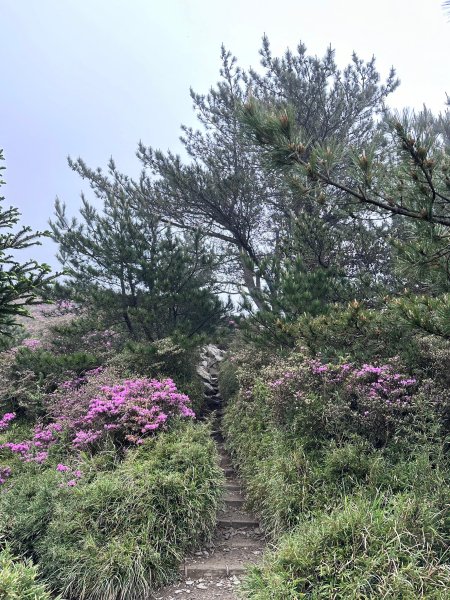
[{"xmin": 196, "ymin": 345, "xmax": 225, "ymax": 413}]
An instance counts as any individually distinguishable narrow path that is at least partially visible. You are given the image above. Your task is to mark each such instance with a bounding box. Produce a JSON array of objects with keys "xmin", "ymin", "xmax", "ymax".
[{"xmin": 156, "ymin": 346, "xmax": 265, "ymax": 600}]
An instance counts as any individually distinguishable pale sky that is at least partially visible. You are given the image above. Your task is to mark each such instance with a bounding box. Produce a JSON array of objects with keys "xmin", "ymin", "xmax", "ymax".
[{"xmin": 1, "ymin": 0, "xmax": 449, "ymax": 267}]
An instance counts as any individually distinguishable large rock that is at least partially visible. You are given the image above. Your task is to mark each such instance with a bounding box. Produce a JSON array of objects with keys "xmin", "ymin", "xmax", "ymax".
[
  {"xmin": 196, "ymin": 365, "xmax": 212, "ymax": 383},
  {"xmin": 205, "ymin": 344, "xmax": 225, "ymax": 363},
  {"xmin": 203, "ymin": 382, "xmax": 218, "ymax": 396}
]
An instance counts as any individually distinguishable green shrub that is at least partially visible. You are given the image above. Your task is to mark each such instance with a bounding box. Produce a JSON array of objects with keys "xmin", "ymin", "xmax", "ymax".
[
  {"xmin": 242, "ymin": 494, "xmax": 450, "ymax": 599},
  {"xmin": 0, "ymin": 347, "xmax": 100, "ymax": 418},
  {"xmin": 223, "ymin": 388, "xmax": 315, "ymax": 536},
  {"xmin": 226, "ymin": 338, "xmax": 449, "ymax": 452},
  {"xmin": 292, "ymin": 301, "xmax": 423, "ymax": 367},
  {"xmin": 0, "ymin": 422, "xmax": 223, "ymax": 599},
  {"xmin": 14, "ymin": 347, "xmax": 100, "ymax": 381},
  {"xmin": 110, "ymin": 337, "xmax": 199, "ymax": 380},
  {"xmin": 49, "ymin": 315, "xmax": 122, "ymax": 358},
  {"xmin": 0, "ymin": 545, "xmax": 58, "ymax": 600},
  {"xmin": 109, "ymin": 337, "xmax": 206, "ymax": 413},
  {"xmin": 218, "ymin": 358, "xmax": 239, "ymax": 403},
  {"xmin": 0, "ymin": 350, "xmax": 38, "ymax": 416},
  {"xmin": 222, "ymin": 341, "xmax": 450, "ymax": 597},
  {"xmin": 223, "ymin": 357, "xmax": 448, "ymax": 527}
]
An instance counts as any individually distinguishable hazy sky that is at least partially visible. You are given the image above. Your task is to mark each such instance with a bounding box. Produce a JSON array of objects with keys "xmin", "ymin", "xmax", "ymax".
[{"xmin": 1, "ymin": 0, "xmax": 449, "ymax": 267}]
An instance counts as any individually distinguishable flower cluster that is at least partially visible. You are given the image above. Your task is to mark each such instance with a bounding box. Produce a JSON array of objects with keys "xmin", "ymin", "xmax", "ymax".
[
  {"xmin": 0, "ymin": 412, "xmax": 16, "ymax": 431},
  {"xmin": 0, "ymin": 422, "xmax": 63, "ymax": 464},
  {"xmin": 264, "ymin": 357, "xmax": 419, "ymax": 447},
  {"xmin": 56, "ymin": 463, "xmax": 83, "ymax": 487},
  {"xmin": 46, "ymin": 366, "xmax": 123, "ymax": 428},
  {"xmin": 22, "ymin": 338, "xmax": 41, "ymax": 350},
  {"xmin": 0, "ymin": 376, "xmax": 195, "ymax": 469},
  {"xmin": 72, "ymin": 378, "xmax": 195, "ymax": 449}
]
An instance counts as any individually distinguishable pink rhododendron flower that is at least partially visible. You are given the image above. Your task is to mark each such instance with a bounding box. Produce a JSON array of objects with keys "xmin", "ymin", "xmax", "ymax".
[
  {"xmin": 22, "ymin": 338, "xmax": 41, "ymax": 350},
  {"xmin": 0, "ymin": 412, "xmax": 16, "ymax": 431},
  {"xmin": 72, "ymin": 377, "xmax": 195, "ymax": 451},
  {"xmin": 0, "ymin": 375, "xmax": 194, "ymax": 468}
]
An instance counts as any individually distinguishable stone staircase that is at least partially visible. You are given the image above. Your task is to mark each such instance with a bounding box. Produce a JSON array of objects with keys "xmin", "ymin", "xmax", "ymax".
[{"xmin": 156, "ymin": 346, "xmax": 265, "ymax": 600}]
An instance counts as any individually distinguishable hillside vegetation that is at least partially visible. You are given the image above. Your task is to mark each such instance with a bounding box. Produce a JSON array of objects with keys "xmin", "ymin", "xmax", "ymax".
[{"xmin": 1, "ymin": 34, "xmax": 449, "ymax": 599}]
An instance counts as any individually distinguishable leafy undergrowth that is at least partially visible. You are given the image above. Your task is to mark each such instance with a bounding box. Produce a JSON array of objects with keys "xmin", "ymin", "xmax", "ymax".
[
  {"xmin": 0, "ymin": 545, "xmax": 60, "ymax": 600},
  {"xmin": 221, "ymin": 332, "xmax": 450, "ymax": 598},
  {"xmin": 0, "ymin": 422, "xmax": 223, "ymax": 599},
  {"xmin": 0, "ymin": 311, "xmax": 224, "ymax": 599}
]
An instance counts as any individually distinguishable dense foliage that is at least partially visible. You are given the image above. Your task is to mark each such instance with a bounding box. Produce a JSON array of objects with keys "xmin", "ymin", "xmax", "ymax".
[
  {"xmin": 0, "ymin": 423, "xmax": 223, "ymax": 599},
  {"xmin": 0, "ymin": 303, "xmax": 221, "ymax": 598},
  {"xmin": 0, "ymin": 545, "xmax": 59, "ymax": 600},
  {"xmin": 221, "ymin": 318, "xmax": 450, "ymax": 597},
  {"xmin": 50, "ymin": 174, "xmax": 227, "ymax": 340},
  {"xmin": 243, "ymin": 495, "xmax": 450, "ymax": 599}
]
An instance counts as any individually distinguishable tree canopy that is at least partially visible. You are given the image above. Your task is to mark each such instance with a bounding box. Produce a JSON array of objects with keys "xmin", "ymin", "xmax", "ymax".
[
  {"xmin": 67, "ymin": 38, "xmax": 401, "ymax": 312},
  {"xmin": 50, "ymin": 170, "xmax": 226, "ymax": 340}
]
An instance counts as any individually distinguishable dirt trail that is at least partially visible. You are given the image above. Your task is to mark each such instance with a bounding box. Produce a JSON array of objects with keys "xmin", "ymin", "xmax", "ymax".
[{"xmin": 156, "ymin": 346, "xmax": 265, "ymax": 600}]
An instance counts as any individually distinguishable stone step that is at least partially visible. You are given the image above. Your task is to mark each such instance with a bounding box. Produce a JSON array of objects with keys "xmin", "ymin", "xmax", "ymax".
[
  {"xmin": 206, "ymin": 399, "xmax": 221, "ymax": 408},
  {"xmin": 217, "ymin": 513, "xmax": 259, "ymax": 528},
  {"xmin": 223, "ymin": 467, "xmax": 235, "ymax": 477},
  {"xmin": 215, "ymin": 535, "xmax": 263, "ymax": 549},
  {"xmin": 219, "ymin": 456, "xmax": 232, "ymax": 469},
  {"xmin": 224, "ymin": 482, "xmax": 241, "ymax": 492},
  {"xmin": 224, "ymin": 492, "xmax": 245, "ymax": 508},
  {"xmin": 180, "ymin": 560, "xmax": 247, "ymax": 578}
]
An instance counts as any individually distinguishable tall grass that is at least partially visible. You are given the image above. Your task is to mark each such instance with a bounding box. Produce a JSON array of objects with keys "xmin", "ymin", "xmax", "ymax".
[
  {"xmin": 242, "ymin": 494, "xmax": 450, "ymax": 599},
  {"xmin": 221, "ymin": 349, "xmax": 450, "ymax": 598},
  {"xmin": 1, "ymin": 422, "xmax": 223, "ymax": 599}
]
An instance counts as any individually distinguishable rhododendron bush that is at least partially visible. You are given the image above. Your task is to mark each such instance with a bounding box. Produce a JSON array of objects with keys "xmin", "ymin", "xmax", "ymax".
[
  {"xmin": 72, "ymin": 377, "xmax": 195, "ymax": 449},
  {"xmin": 244, "ymin": 353, "xmax": 424, "ymax": 448},
  {"xmin": 0, "ymin": 372, "xmax": 195, "ymax": 476},
  {"xmin": 223, "ymin": 332, "xmax": 450, "ymax": 600}
]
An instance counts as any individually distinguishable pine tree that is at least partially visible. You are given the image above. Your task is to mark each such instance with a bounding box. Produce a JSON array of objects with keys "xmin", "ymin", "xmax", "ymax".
[
  {"xmin": 65, "ymin": 38, "xmax": 395, "ymax": 310},
  {"xmin": 50, "ymin": 167, "xmax": 225, "ymax": 340},
  {"xmin": 138, "ymin": 39, "xmax": 399, "ymax": 307},
  {"xmin": 64, "ymin": 39, "xmax": 400, "ymax": 313},
  {"xmin": 0, "ymin": 149, "xmax": 57, "ymax": 336},
  {"xmin": 242, "ymin": 102, "xmax": 450, "ymax": 293}
]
